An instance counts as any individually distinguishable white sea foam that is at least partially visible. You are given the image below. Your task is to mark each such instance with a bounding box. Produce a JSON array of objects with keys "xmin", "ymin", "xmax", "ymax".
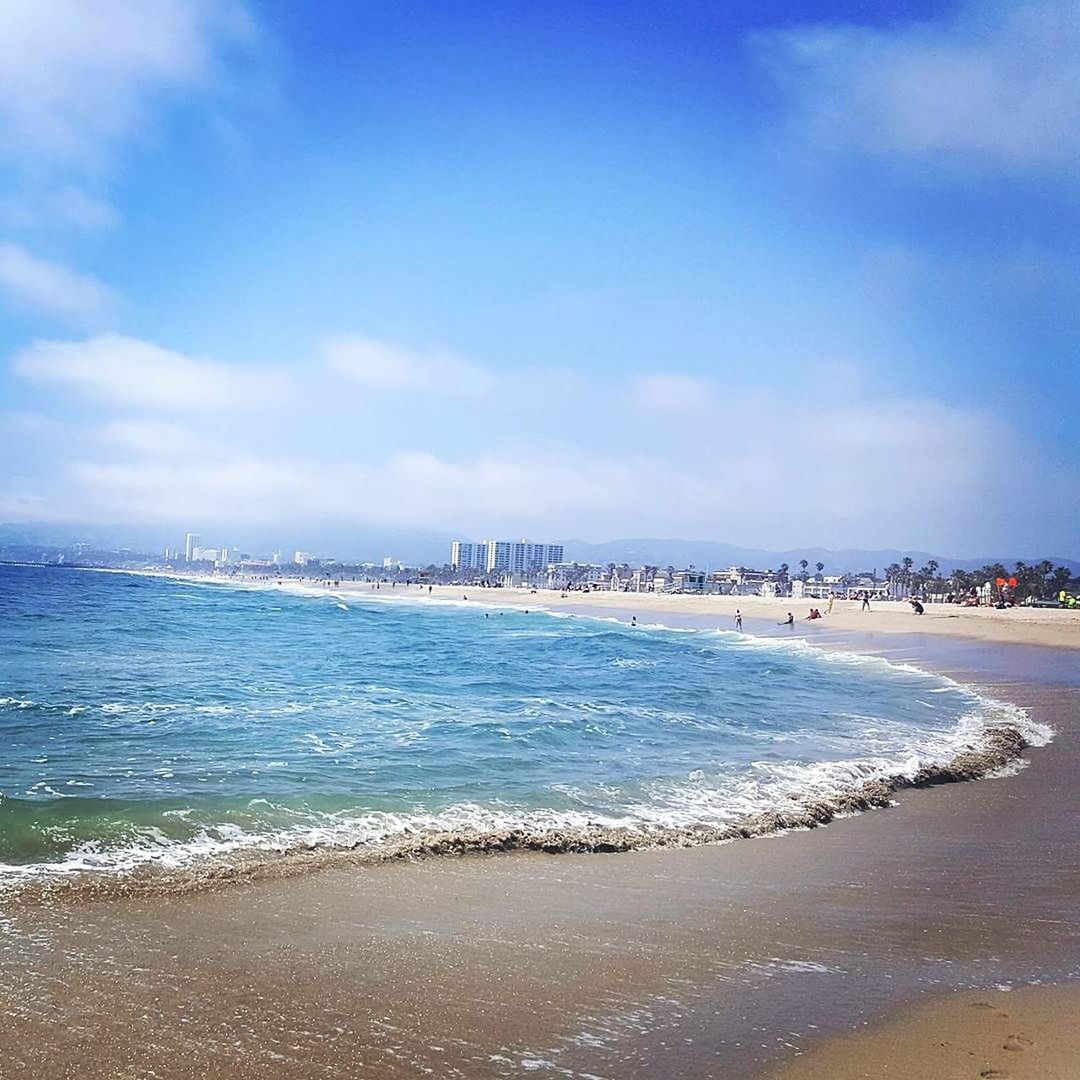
[
  {"xmin": 0, "ymin": 684, "xmax": 1045, "ymax": 890},
  {"xmin": 9, "ymin": 569, "xmax": 1047, "ymax": 892}
]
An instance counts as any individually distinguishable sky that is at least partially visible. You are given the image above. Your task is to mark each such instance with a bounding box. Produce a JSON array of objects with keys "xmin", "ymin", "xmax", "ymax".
[{"xmin": 1, "ymin": 0, "xmax": 1078, "ymax": 559}]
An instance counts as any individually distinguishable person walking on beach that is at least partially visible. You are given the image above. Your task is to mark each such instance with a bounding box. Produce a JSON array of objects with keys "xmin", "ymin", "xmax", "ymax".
[
  {"xmin": 826, "ymin": 596, "xmax": 834, "ymax": 616},
  {"xmin": 734, "ymin": 610, "xmax": 742, "ymax": 631}
]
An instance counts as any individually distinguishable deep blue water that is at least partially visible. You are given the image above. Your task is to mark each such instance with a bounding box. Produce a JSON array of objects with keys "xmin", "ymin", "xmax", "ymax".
[{"xmin": 0, "ymin": 564, "xmax": 1030, "ymax": 881}]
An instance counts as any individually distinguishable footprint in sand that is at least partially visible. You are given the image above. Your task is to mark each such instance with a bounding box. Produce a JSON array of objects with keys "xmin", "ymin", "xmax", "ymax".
[
  {"xmin": 970, "ymin": 1002, "xmax": 1010, "ymax": 1019},
  {"xmin": 1003, "ymin": 1034, "xmax": 1034, "ymax": 1052}
]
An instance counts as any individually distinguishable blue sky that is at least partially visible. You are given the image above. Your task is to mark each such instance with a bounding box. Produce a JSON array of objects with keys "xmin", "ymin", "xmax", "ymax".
[{"xmin": 1, "ymin": 0, "xmax": 1077, "ymax": 557}]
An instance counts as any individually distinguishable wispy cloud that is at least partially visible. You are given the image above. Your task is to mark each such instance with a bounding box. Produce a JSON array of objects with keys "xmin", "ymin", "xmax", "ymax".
[
  {"xmin": 753, "ymin": 0, "xmax": 1080, "ymax": 173},
  {"xmin": 98, "ymin": 418, "xmax": 212, "ymax": 458},
  {"xmin": 0, "ymin": 188, "xmax": 119, "ymax": 232},
  {"xmin": 324, "ymin": 334, "xmax": 495, "ymax": 393},
  {"xmin": 629, "ymin": 373, "xmax": 715, "ymax": 415},
  {"xmin": 6, "ymin": 324, "xmax": 1074, "ymax": 552},
  {"xmin": 0, "ymin": 242, "xmax": 116, "ymax": 318},
  {"xmin": 0, "ymin": 0, "xmax": 255, "ymax": 167},
  {"xmin": 13, "ymin": 334, "xmax": 287, "ymax": 411}
]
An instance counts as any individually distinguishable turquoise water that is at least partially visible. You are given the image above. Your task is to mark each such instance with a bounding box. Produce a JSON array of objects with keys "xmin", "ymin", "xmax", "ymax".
[{"xmin": 0, "ymin": 565, "xmax": 1039, "ymax": 884}]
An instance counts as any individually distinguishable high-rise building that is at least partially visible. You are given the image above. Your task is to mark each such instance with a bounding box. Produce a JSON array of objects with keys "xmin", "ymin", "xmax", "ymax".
[
  {"xmin": 450, "ymin": 541, "xmax": 489, "ymax": 570},
  {"xmin": 184, "ymin": 532, "xmax": 201, "ymax": 561},
  {"xmin": 451, "ymin": 538, "xmax": 563, "ymax": 573}
]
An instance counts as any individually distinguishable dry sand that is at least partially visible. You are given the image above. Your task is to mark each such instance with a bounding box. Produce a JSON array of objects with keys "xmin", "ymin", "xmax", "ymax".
[
  {"xmin": 416, "ymin": 582, "xmax": 1080, "ymax": 650},
  {"xmin": 2, "ymin": 627, "xmax": 1078, "ymax": 1079},
  {"xmin": 767, "ymin": 986, "xmax": 1080, "ymax": 1080},
  {"xmin": 155, "ymin": 571, "xmax": 1080, "ymax": 649}
]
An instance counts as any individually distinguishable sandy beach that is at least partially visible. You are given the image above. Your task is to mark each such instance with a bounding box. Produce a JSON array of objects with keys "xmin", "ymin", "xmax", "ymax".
[
  {"xmin": 421, "ymin": 582, "xmax": 1080, "ymax": 650},
  {"xmin": 158, "ymin": 571, "xmax": 1080, "ymax": 650},
  {"xmin": 1, "ymin": 669, "xmax": 1076, "ymax": 1078},
  {"xmin": 3, "ymin": 577, "xmax": 1078, "ymax": 1079},
  {"xmin": 767, "ymin": 986, "xmax": 1080, "ymax": 1080}
]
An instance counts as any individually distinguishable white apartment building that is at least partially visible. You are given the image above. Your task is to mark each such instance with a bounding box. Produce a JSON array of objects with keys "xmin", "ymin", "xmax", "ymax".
[
  {"xmin": 184, "ymin": 532, "xmax": 201, "ymax": 561},
  {"xmin": 450, "ymin": 541, "xmax": 489, "ymax": 571},
  {"xmin": 450, "ymin": 538, "xmax": 565, "ymax": 573}
]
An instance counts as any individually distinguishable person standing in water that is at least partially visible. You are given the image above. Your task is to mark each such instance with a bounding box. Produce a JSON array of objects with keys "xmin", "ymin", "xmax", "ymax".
[{"xmin": 734, "ymin": 610, "xmax": 742, "ymax": 631}]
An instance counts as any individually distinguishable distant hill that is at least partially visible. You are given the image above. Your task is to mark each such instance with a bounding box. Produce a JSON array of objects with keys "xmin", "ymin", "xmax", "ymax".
[{"xmin": 562, "ymin": 538, "xmax": 1080, "ymax": 577}]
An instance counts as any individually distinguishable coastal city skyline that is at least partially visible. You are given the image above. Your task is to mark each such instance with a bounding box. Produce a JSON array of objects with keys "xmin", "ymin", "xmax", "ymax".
[{"xmin": 0, "ymin": 1, "xmax": 1077, "ymax": 555}]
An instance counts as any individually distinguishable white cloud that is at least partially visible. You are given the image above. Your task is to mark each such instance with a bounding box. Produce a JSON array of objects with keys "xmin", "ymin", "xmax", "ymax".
[
  {"xmin": 324, "ymin": 334, "xmax": 495, "ymax": 393},
  {"xmin": 13, "ymin": 333, "xmax": 288, "ymax": 411},
  {"xmin": 0, "ymin": 242, "xmax": 116, "ymax": 317},
  {"xmin": 629, "ymin": 373, "xmax": 715, "ymax": 414},
  {"xmin": 98, "ymin": 418, "xmax": 210, "ymax": 458},
  {"xmin": 753, "ymin": 0, "xmax": 1080, "ymax": 172},
  {"xmin": 7, "ymin": 335, "xmax": 1073, "ymax": 552},
  {"xmin": 0, "ymin": 0, "xmax": 254, "ymax": 167},
  {"xmin": 69, "ymin": 457, "xmax": 309, "ymax": 524},
  {"xmin": 0, "ymin": 188, "xmax": 119, "ymax": 231},
  {"xmin": 46, "ymin": 389, "xmax": 1056, "ymax": 552}
]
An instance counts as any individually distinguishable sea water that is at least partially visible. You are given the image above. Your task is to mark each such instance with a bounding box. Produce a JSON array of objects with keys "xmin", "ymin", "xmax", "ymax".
[{"xmin": 0, "ymin": 564, "xmax": 1048, "ymax": 887}]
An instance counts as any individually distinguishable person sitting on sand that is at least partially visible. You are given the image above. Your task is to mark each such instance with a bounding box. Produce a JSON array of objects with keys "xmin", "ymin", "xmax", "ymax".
[
  {"xmin": 909, "ymin": 599, "xmax": 925, "ymax": 615},
  {"xmin": 807, "ymin": 608, "xmax": 821, "ymax": 620},
  {"xmin": 779, "ymin": 613, "xmax": 794, "ymax": 627}
]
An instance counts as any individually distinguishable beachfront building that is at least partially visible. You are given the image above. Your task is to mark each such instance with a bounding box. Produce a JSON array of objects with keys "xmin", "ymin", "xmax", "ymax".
[
  {"xmin": 184, "ymin": 532, "xmax": 201, "ymax": 562},
  {"xmin": 718, "ymin": 566, "xmax": 778, "ymax": 595},
  {"xmin": 449, "ymin": 541, "xmax": 489, "ymax": 571},
  {"xmin": 450, "ymin": 538, "xmax": 564, "ymax": 574}
]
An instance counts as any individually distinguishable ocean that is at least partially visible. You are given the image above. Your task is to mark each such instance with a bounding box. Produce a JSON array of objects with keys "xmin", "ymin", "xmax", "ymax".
[{"xmin": 0, "ymin": 564, "xmax": 1049, "ymax": 892}]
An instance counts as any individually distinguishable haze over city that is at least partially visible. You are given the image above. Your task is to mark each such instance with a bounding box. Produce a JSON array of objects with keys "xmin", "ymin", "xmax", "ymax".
[{"xmin": 1, "ymin": 0, "xmax": 1078, "ymax": 557}]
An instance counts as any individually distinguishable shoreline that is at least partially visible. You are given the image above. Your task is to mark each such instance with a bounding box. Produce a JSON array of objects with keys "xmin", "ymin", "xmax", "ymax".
[
  {"xmin": 0, "ymin": 564, "xmax": 1045, "ymax": 905},
  {"xmin": 4, "ymin": 723, "xmax": 1038, "ymax": 907},
  {"xmin": 1, "ymin": 671, "xmax": 1075, "ymax": 1079},
  {"xmin": 135, "ymin": 567, "xmax": 1080, "ymax": 650},
  {"xmin": 2, "ymin": 567, "xmax": 1076, "ymax": 1078}
]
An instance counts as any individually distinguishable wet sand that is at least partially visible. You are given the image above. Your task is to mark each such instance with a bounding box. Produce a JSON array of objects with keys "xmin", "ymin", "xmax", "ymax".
[
  {"xmin": 1, "ymin": 629, "xmax": 1078, "ymax": 1079},
  {"xmin": 423, "ymin": 582, "xmax": 1080, "ymax": 650},
  {"xmin": 138, "ymin": 569, "xmax": 1080, "ymax": 649}
]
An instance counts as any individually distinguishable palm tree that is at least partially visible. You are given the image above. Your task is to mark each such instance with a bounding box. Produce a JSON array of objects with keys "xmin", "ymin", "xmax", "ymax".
[
  {"xmin": 1051, "ymin": 566, "xmax": 1072, "ymax": 596},
  {"xmin": 798, "ymin": 559, "xmax": 809, "ymax": 581},
  {"xmin": 815, "ymin": 561, "xmax": 824, "ymax": 577}
]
